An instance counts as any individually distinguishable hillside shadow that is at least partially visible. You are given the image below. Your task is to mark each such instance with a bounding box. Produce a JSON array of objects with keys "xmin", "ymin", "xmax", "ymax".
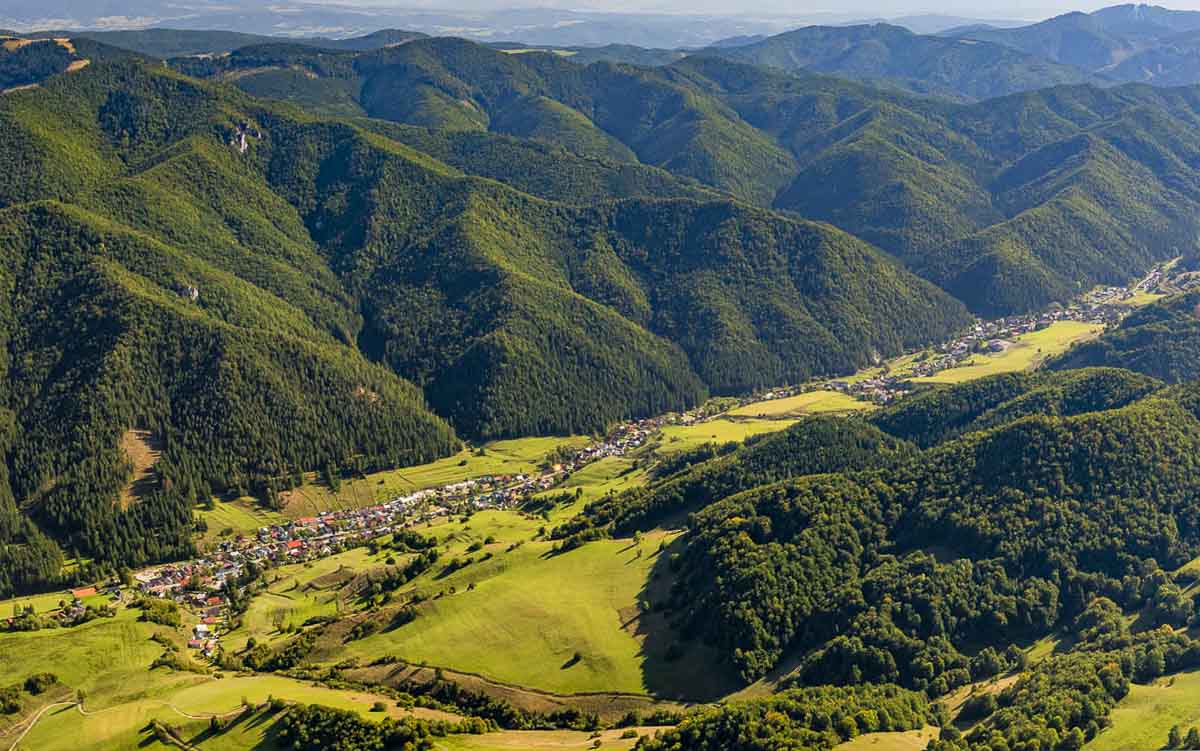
[{"xmin": 631, "ymin": 534, "xmax": 742, "ymax": 702}]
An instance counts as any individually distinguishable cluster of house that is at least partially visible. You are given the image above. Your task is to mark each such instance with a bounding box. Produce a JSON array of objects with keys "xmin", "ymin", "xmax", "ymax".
[
  {"xmin": 823, "ymin": 303, "xmax": 1125, "ymax": 402},
  {"xmin": 125, "ymin": 409, "xmax": 699, "ymax": 656},
  {"xmin": 737, "ymin": 265, "xmax": 1179, "ymax": 409},
  {"xmin": 186, "ymin": 594, "xmax": 225, "ymax": 657}
]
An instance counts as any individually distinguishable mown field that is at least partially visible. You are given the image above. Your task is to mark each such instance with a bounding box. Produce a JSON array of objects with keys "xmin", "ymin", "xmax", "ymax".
[
  {"xmin": 652, "ymin": 417, "xmax": 797, "ymax": 455},
  {"xmin": 727, "ymin": 390, "xmax": 874, "ymax": 418},
  {"xmin": 12, "ymin": 673, "xmax": 457, "ymax": 751},
  {"xmin": 341, "ymin": 531, "xmax": 673, "ymax": 695},
  {"xmin": 834, "ymin": 726, "xmax": 941, "ymax": 751}
]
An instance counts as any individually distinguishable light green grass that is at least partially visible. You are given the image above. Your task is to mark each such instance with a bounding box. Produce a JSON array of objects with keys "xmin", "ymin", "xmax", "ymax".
[
  {"xmin": 0, "ymin": 607, "xmax": 199, "ymax": 711},
  {"xmin": 382, "ymin": 436, "xmax": 589, "ymax": 493},
  {"xmin": 168, "ymin": 674, "xmax": 457, "ymax": 720},
  {"xmin": 223, "ymin": 547, "xmax": 386, "ymax": 651},
  {"xmin": 0, "ymin": 590, "xmax": 74, "ymax": 616},
  {"xmin": 653, "ymin": 418, "xmax": 796, "ymax": 455},
  {"xmin": 1115, "ymin": 291, "xmax": 1166, "ymax": 307},
  {"xmin": 912, "ymin": 321, "xmax": 1104, "ymax": 385},
  {"xmin": 1024, "ymin": 635, "xmax": 1062, "ymax": 663},
  {"xmin": 727, "ymin": 390, "xmax": 874, "ymax": 418},
  {"xmin": 1087, "ymin": 669, "xmax": 1200, "ymax": 750},
  {"xmin": 198, "ymin": 498, "xmax": 288, "ymax": 540},
  {"xmin": 544, "ymin": 456, "xmax": 650, "ymax": 519},
  {"xmin": 340, "ymin": 531, "xmax": 678, "ymax": 695},
  {"xmin": 14, "ymin": 674, "xmax": 457, "ymax": 751},
  {"xmin": 835, "ymin": 727, "xmax": 940, "ymax": 751}
]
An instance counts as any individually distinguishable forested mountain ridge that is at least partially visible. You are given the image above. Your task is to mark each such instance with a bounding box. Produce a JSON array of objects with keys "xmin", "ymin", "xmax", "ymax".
[
  {"xmin": 17, "ymin": 28, "xmax": 429, "ymax": 59},
  {"xmin": 954, "ymin": 4, "xmax": 1200, "ymax": 87},
  {"xmin": 706, "ymin": 23, "xmax": 1103, "ymax": 101},
  {"xmin": 0, "ymin": 59, "xmax": 969, "ymax": 597},
  {"xmin": 558, "ymin": 366, "xmax": 1200, "ymax": 750},
  {"xmin": 165, "ymin": 37, "xmax": 1200, "ymax": 316},
  {"xmin": 0, "ymin": 35, "xmax": 133, "ymax": 90}
]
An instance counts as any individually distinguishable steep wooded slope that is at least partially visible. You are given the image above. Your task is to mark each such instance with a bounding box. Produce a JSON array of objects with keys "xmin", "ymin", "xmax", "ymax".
[
  {"xmin": 564, "ymin": 369, "xmax": 1200, "ymax": 707},
  {"xmin": 173, "ymin": 38, "xmax": 1200, "ymax": 316}
]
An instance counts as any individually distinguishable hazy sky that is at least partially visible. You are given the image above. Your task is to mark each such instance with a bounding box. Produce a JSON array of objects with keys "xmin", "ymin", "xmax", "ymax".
[{"xmin": 366, "ymin": 0, "xmax": 1200, "ymax": 20}]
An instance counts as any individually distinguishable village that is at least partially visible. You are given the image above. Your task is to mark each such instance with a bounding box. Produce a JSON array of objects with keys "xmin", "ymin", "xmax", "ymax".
[
  {"xmin": 126, "ymin": 410, "xmax": 694, "ymax": 658},
  {"xmin": 741, "ymin": 262, "xmax": 1181, "ymax": 407},
  {"xmin": 61, "ymin": 263, "xmax": 1187, "ymax": 660}
]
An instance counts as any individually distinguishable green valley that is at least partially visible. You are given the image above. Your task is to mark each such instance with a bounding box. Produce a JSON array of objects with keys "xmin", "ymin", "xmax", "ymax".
[{"xmin": 8, "ymin": 11, "xmax": 1200, "ymax": 751}]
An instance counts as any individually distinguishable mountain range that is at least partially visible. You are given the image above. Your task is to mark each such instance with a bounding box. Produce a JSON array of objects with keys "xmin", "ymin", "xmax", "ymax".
[
  {"xmin": 146, "ymin": 37, "xmax": 1200, "ymax": 317},
  {"xmin": 952, "ymin": 4, "xmax": 1200, "ymax": 86}
]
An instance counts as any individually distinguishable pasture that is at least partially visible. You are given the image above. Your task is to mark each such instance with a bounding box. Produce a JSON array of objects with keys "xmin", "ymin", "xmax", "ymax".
[
  {"xmin": 652, "ymin": 417, "xmax": 796, "ymax": 455},
  {"xmin": 10, "ymin": 673, "xmax": 455, "ymax": 751},
  {"xmin": 727, "ymin": 390, "xmax": 873, "ymax": 418},
  {"xmin": 835, "ymin": 727, "xmax": 941, "ymax": 751},
  {"xmin": 1087, "ymin": 669, "xmax": 1200, "ymax": 751},
  {"xmin": 339, "ymin": 530, "xmax": 678, "ymax": 695}
]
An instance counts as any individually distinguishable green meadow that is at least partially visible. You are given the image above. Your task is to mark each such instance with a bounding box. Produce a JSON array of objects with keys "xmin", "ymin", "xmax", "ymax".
[
  {"xmin": 653, "ymin": 417, "xmax": 797, "ymax": 455},
  {"xmin": 12, "ymin": 674, "xmax": 454, "ymax": 751},
  {"xmin": 1087, "ymin": 669, "xmax": 1200, "ymax": 751},
  {"xmin": 340, "ymin": 532, "xmax": 673, "ymax": 695},
  {"xmin": 727, "ymin": 390, "xmax": 874, "ymax": 418}
]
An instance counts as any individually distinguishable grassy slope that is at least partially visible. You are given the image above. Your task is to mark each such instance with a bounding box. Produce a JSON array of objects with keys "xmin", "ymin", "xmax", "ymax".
[
  {"xmin": 834, "ymin": 727, "xmax": 941, "ymax": 751},
  {"xmin": 0, "ymin": 608, "xmax": 188, "ymax": 710},
  {"xmin": 14, "ymin": 674, "xmax": 456, "ymax": 751},
  {"xmin": 215, "ymin": 429, "xmax": 751, "ymax": 700},
  {"xmin": 1087, "ymin": 669, "xmax": 1200, "ymax": 751},
  {"xmin": 341, "ymin": 529, "xmax": 677, "ymax": 695}
]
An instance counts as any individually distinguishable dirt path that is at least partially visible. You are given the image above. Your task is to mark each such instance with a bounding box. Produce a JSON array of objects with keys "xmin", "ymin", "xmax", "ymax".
[
  {"xmin": 6, "ymin": 702, "xmax": 76, "ymax": 751},
  {"xmin": 8, "ymin": 696, "xmax": 246, "ymax": 750}
]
